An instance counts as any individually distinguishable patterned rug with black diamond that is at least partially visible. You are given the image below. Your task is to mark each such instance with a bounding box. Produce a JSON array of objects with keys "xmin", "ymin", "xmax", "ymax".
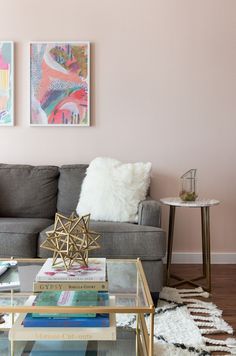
[{"xmin": 117, "ymin": 287, "xmax": 236, "ymax": 355}]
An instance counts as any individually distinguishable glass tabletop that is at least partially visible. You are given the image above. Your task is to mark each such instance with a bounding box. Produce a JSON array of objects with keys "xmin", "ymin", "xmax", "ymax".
[{"xmin": 0, "ymin": 258, "xmax": 154, "ymax": 315}]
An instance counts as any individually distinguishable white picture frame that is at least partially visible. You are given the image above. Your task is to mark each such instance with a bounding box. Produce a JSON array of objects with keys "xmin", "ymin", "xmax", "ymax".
[
  {"xmin": 0, "ymin": 41, "xmax": 14, "ymax": 126},
  {"xmin": 29, "ymin": 41, "xmax": 90, "ymax": 127}
]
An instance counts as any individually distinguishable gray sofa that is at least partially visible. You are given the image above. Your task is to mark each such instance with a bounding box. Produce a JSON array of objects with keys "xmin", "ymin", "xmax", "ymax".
[{"xmin": 0, "ymin": 164, "xmax": 166, "ymax": 293}]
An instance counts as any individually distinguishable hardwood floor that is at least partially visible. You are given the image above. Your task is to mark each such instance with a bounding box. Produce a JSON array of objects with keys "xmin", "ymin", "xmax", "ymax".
[{"xmin": 170, "ymin": 264, "xmax": 236, "ymax": 354}]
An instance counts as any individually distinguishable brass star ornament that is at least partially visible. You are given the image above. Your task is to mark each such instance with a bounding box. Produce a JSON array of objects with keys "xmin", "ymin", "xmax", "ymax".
[{"xmin": 40, "ymin": 213, "xmax": 101, "ymax": 270}]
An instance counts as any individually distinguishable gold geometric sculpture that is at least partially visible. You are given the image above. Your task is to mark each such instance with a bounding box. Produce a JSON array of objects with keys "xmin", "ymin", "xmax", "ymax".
[{"xmin": 40, "ymin": 212, "xmax": 101, "ymax": 270}]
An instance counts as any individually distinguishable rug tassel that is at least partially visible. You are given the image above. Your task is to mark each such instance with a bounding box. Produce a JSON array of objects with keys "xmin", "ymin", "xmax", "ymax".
[
  {"xmin": 188, "ymin": 307, "xmax": 222, "ymax": 316},
  {"xmin": 200, "ymin": 328, "xmax": 233, "ymax": 335},
  {"xmin": 179, "ymin": 292, "xmax": 210, "ymax": 298},
  {"xmin": 177, "ymin": 287, "xmax": 210, "ymax": 298},
  {"xmin": 203, "ymin": 337, "xmax": 236, "ymax": 354},
  {"xmin": 195, "ymin": 321, "xmax": 216, "ymax": 327},
  {"xmin": 203, "ymin": 337, "xmax": 236, "ymax": 346},
  {"xmin": 184, "ymin": 299, "xmax": 219, "ymax": 308},
  {"xmin": 205, "ymin": 345, "xmax": 236, "ymax": 354},
  {"xmin": 177, "ymin": 287, "xmax": 204, "ymax": 293},
  {"xmin": 192, "ymin": 315, "xmax": 214, "ymax": 322}
]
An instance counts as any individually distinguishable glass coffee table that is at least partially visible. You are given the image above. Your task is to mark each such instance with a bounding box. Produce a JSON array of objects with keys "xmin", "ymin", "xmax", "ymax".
[{"xmin": 0, "ymin": 258, "xmax": 155, "ymax": 356}]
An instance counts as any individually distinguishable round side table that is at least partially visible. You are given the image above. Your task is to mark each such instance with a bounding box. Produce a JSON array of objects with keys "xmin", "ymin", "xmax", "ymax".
[{"xmin": 160, "ymin": 197, "xmax": 220, "ymax": 292}]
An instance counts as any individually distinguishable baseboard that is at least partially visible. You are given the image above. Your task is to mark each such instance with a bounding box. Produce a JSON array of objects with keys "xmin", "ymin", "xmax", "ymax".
[{"xmin": 163, "ymin": 252, "xmax": 236, "ymax": 264}]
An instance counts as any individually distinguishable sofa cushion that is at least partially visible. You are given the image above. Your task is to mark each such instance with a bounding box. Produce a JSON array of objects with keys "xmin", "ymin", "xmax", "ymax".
[
  {"xmin": 57, "ymin": 164, "xmax": 88, "ymax": 215},
  {"xmin": 38, "ymin": 221, "xmax": 166, "ymax": 260},
  {"xmin": 0, "ymin": 218, "xmax": 53, "ymax": 257},
  {"xmin": 77, "ymin": 158, "xmax": 151, "ymax": 223},
  {"xmin": 0, "ymin": 164, "xmax": 59, "ymax": 218}
]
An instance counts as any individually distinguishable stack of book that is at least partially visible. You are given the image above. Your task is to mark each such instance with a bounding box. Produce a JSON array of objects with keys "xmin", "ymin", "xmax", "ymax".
[
  {"xmin": 9, "ymin": 258, "xmax": 116, "ymax": 342},
  {"xmin": 24, "ymin": 290, "xmax": 110, "ymax": 327}
]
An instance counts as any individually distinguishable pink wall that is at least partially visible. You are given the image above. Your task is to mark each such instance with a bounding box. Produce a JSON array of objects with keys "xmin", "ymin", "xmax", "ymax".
[{"xmin": 0, "ymin": 0, "xmax": 235, "ymax": 253}]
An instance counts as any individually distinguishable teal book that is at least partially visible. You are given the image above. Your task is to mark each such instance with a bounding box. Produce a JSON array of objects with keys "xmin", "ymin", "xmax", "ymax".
[{"xmin": 32, "ymin": 290, "xmax": 98, "ymax": 318}]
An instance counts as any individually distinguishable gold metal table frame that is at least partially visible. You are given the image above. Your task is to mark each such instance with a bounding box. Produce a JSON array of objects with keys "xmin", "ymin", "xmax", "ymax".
[
  {"xmin": 160, "ymin": 197, "xmax": 220, "ymax": 292},
  {"xmin": 0, "ymin": 258, "xmax": 155, "ymax": 356}
]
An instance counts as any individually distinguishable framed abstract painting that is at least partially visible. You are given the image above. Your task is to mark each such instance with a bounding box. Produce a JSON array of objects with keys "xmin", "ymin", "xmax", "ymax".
[
  {"xmin": 0, "ymin": 41, "xmax": 14, "ymax": 126},
  {"xmin": 30, "ymin": 41, "xmax": 90, "ymax": 126}
]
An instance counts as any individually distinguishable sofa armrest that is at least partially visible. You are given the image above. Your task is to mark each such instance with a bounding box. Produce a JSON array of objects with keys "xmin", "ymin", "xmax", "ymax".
[{"xmin": 138, "ymin": 197, "xmax": 162, "ymax": 227}]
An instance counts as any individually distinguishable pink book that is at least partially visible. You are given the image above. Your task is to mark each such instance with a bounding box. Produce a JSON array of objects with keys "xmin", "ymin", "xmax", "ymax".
[{"xmin": 35, "ymin": 258, "xmax": 106, "ymax": 282}]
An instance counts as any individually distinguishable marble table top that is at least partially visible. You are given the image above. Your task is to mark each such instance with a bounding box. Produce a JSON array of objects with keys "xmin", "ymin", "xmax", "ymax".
[{"xmin": 160, "ymin": 197, "xmax": 220, "ymax": 208}]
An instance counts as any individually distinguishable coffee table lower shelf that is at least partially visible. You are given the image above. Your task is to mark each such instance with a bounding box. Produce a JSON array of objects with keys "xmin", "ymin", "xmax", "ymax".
[{"xmin": 1, "ymin": 326, "xmax": 150, "ymax": 356}]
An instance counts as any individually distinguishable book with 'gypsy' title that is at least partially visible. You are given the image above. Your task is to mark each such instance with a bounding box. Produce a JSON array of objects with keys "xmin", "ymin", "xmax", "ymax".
[{"xmin": 33, "ymin": 280, "xmax": 108, "ymax": 292}]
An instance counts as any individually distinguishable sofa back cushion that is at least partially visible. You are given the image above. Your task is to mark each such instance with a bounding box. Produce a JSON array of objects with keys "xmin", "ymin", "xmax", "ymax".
[
  {"xmin": 0, "ymin": 164, "xmax": 59, "ymax": 218},
  {"xmin": 57, "ymin": 164, "xmax": 88, "ymax": 215}
]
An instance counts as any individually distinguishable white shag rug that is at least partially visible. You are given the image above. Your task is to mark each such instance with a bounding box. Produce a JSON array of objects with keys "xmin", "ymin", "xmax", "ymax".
[{"xmin": 117, "ymin": 287, "xmax": 236, "ymax": 355}]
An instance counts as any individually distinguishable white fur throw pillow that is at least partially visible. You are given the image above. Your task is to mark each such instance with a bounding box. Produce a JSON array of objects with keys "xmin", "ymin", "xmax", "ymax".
[{"xmin": 76, "ymin": 157, "xmax": 152, "ymax": 222}]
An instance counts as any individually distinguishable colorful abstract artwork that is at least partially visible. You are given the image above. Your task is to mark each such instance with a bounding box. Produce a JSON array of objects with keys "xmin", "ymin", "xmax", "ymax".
[
  {"xmin": 30, "ymin": 42, "xmax": 90, "ymax": 126},
  {"xmin": 0, "ymin": 42, "xmax": 14, "ymax": 126}
]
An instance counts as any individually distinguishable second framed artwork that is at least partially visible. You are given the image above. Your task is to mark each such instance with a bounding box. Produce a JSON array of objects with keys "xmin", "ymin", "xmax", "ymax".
[{"xmin": 30, "ymin": 41, "xmax": 90, "ymax": 126}]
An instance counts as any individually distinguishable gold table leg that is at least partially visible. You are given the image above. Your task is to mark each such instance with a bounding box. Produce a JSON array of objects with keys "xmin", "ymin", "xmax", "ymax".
[
  {"xmin": 201, "ymin": 206, "xmax": 211, "ymax": 291},
  {"xmin": 201, "ymin": 207, "xmax": 207, "ymax": 278},
  {"xmin": 166, "ymin": 206, "xmax": 175, "ymax": 285},
  {"xmin": 148, "ymin": 311, "xmax": 154, "ymax": 356}
]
